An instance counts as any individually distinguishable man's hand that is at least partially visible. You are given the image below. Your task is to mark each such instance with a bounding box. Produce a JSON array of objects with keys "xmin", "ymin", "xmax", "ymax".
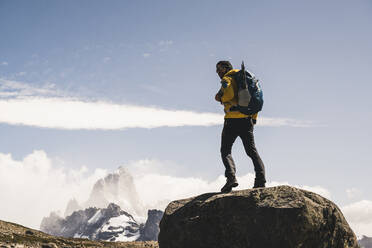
[
  {"xmin": 215, "ymin": 90, "xmax": 223, "ymax": 103},
  {"xmin": 215, "ymin": 93, "xmax": 222, "ymax": 102}
]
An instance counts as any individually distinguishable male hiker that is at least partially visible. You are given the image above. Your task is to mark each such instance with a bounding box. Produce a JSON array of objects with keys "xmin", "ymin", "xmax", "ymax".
[{"xmin": 215, "ymin": 60, "xmax": 266, "ymax": 193}]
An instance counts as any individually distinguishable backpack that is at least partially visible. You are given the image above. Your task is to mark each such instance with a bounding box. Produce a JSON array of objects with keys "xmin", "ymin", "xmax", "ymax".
[{"xmin": 230, "ymin": 61, "xmax": 264, "ymax": 115}]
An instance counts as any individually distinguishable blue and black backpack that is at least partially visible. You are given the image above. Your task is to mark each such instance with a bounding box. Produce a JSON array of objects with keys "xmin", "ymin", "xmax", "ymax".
[{"xmin": 230, "ymin": 61, "xmax": 264, "ymax": 115}]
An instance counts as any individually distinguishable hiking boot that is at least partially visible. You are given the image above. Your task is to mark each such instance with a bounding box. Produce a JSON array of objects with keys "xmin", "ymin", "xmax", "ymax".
[
  {"xmin": 253, "ymin": 178, "xmax": 266, "ymax": 188},
  {"xmin": 221, "ymin": 177, "xmax": 239, "ymax": 193}
]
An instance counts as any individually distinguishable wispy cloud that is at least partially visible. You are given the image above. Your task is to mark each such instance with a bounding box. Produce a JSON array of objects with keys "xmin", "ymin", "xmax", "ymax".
[
  {"xmin": 158, "ymin": 40, "xmax": 173, "ymax": 52},
  {"xmin": 346, "ymin": 188, "xmax": 363, "ymax": 200},
  {"xmin": 158, "ymin": 40, "xmax": 173, "ymax": 46},
  {"xmin": 342, "ymin": 200, "xmax": 372, "ymax": 237},
  {"xmin": 103, "ymin": 57, "xmax": 111, "ymax": 63},
  {"xmin": 0, "ymin": 78, "xmax": 315, "ymax": 130},
  {"xmin": 0, "ymin": 79, "xmax": 61, "ymax": 98},
  {"xmin": 259, "ymin": 117, "xmax": 317, "ymax": 127},
  {"xmin": 143, "ymin": 53, "xmax": 151, "ymax": 58},
  {"xmin": 16, "ymin": 71, "xmax": 27, "ymax": 76},
  {"xmin": 0, "ymin": 150, "xmax": 107, "ymax": 229},
  {"xmin": 1, "ymin": 61, "xmax": 8, "ymax": 66}
]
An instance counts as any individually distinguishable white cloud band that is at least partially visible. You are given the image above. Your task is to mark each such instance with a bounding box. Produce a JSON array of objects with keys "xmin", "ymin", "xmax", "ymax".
[
  {"xmin": 0, "ymin": 78, "xmax": 314, "ymax": 130},
  {"xmin": 0, "ymin": 97, "xmax": 315, "ymax": 130},
  {"xmin": 0, "ymin": 97, "xmax": 223, "ymax": 129}
]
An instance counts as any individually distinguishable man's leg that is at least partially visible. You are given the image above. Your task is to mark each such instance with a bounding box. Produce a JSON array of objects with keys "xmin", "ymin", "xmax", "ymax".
[
  {"xmin": 220, "ymin": 119, "xmax": 239, "ymax": 192},
  {"xmin": 239, "ymin": 118, "xmax": 266, "ymax": 188}
]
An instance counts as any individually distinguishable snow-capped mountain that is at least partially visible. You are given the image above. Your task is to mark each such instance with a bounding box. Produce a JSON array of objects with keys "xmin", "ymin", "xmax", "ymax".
[
  {"xmin": 40, "ymin": 166, "xmax": 164, "ymax": 241},
  {"xmin": 41, "ymin": 203, "xmax": 142, "ymax": 242}
]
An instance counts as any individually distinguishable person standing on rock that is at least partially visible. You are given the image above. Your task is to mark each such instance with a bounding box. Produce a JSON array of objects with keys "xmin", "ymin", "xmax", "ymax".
[{"xmin": 215, "ymin": 60, "xmax": 266, "ymax": 193}]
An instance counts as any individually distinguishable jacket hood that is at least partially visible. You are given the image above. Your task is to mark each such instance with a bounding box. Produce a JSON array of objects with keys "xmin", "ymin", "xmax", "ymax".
[{"xmin": 224, "ymin": 69, "xmax": 239, "ymax": 77}]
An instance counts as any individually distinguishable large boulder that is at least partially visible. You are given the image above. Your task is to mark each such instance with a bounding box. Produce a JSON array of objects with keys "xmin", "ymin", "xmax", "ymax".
[{"xmin": 159, "ymin": 185, "xmax": 358, "ymax": 248}]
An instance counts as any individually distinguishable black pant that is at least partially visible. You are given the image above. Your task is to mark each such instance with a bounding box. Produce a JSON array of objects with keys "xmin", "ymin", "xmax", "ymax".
[{"xmin": 220, "ymin": 118, "xmax": 266, "ymax": 181}]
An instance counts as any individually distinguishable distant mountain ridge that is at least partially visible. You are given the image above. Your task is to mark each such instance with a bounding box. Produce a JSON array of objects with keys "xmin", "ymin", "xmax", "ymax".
[
  {"xmin": 40, "ymin": 203, "xmax": 163, "ymax": 242},
  {"xmin": 359, "ymin": 235, "xmax": 372, "ymax": 248},
  {"xmin": 40, "ymin": 166, "xmax": 164, "ymax": 242}
]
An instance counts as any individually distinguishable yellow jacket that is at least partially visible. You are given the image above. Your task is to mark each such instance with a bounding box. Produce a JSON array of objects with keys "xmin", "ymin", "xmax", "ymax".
[{"xmin": 219, "ymin": 69, "xmax": 258, "ymax": 120}]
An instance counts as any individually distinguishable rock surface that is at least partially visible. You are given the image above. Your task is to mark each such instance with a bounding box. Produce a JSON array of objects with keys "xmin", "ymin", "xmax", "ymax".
[{"xmin": 159, "ymin": 185, "xmax": 358, "ymax": 248}]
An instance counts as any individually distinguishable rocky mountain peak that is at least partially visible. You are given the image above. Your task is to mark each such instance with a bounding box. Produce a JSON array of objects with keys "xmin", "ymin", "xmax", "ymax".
[
  {"xmin": 116, "ymin": 166, "xmax": 130, "ymax": 176},
  {"xmin": 106, "ymin": 202, "xmax": 123, "ymax": 216},
  {"xmin": 41, "ymin": 203, "xmax": 140, "ymax": 242},
  {"xmin": 41, "ymin": 203, "xmax": 163, "ymax": 243},
  {"xmin": 138, "ymin": 210, "xmax": 163, "ymax": 241},
  {"xmin": 84, "ymin": 166, "xmax": 145, "ymax": 217},
  {"xmin": 64, "ymin": 198, "xmax": 81, "ymax": 217}
]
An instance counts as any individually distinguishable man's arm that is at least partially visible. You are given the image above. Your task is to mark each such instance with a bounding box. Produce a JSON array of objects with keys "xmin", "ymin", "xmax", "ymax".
[
  {"xmin": 215, "ymin": 89, "xmax": 223, "ymax": 103},
  {"xmin": 220, "ymin": 77, "xmax": 234, "ymax": 103}
]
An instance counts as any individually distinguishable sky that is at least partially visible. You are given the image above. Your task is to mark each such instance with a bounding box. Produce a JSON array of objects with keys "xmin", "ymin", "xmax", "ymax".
[{"xmin": 0, "ymin": 0, "xmax": 372, "ymax": 237}]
